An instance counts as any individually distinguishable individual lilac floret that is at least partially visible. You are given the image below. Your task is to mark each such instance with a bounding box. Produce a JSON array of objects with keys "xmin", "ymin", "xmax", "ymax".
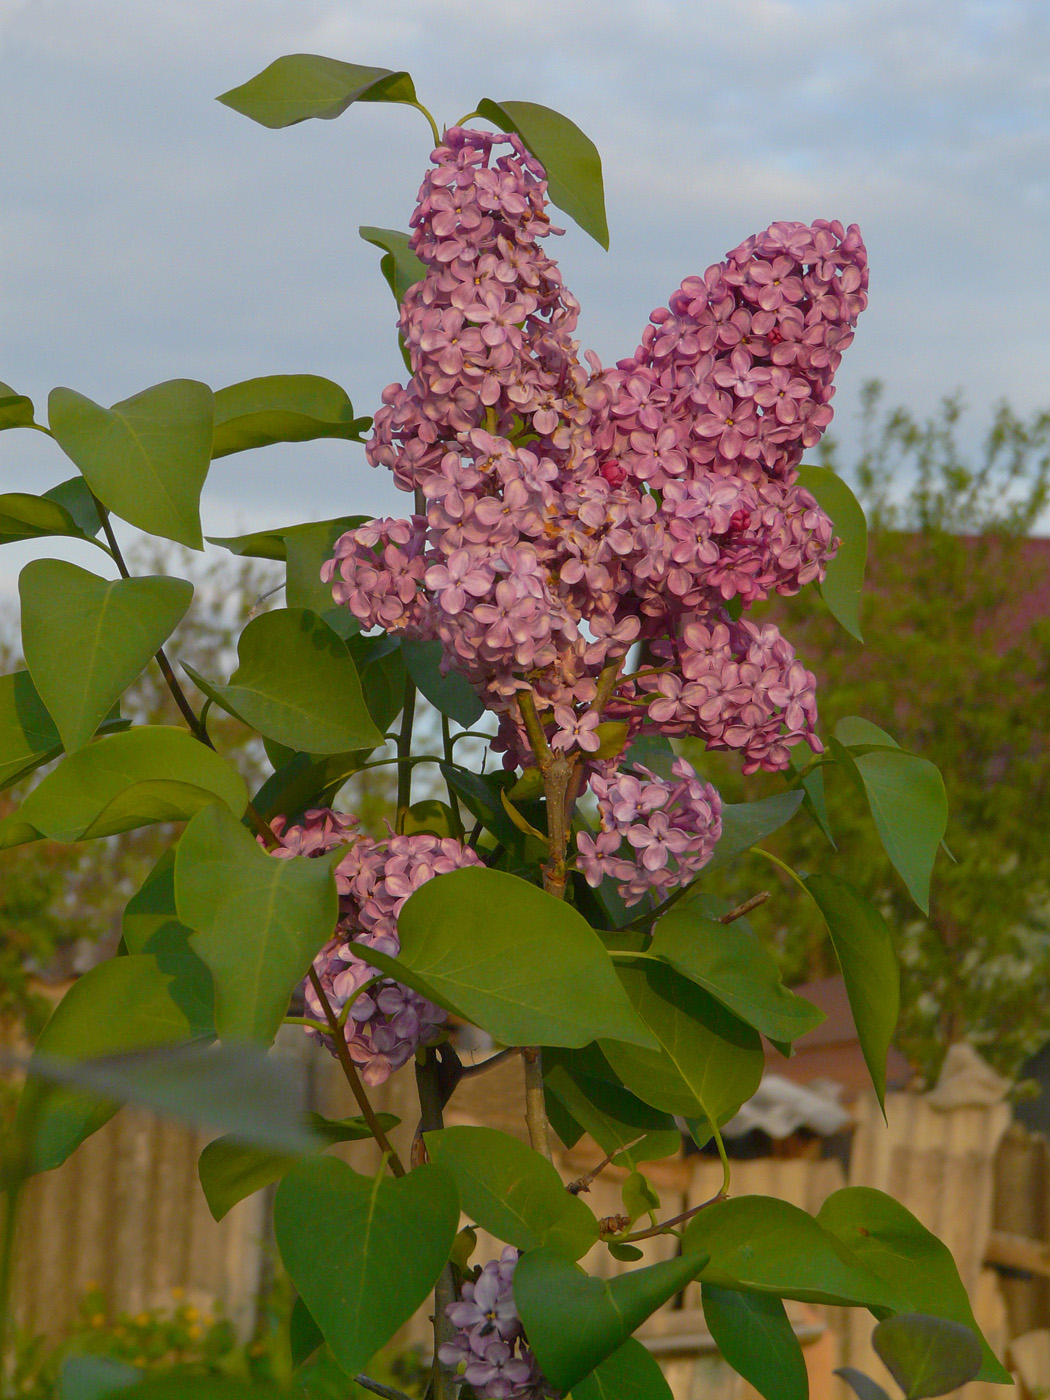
[
  {"xmin": 576, "ymin": 758, "xmax": 722, "ymax": 906},
  {"xmin": 440, "ymin": 1247, "xmax": 557, "ymax": 1399},
  {"xmin": 267, "ymin": 810, "xmax": 483, "ymax": 1085}
]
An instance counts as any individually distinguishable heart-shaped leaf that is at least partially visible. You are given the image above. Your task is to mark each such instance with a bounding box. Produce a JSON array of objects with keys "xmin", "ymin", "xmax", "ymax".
[
  {"xmin": 647, "ymin": 906, "xmax": 825, "ymax": 1044},
  {"xmin": 0, "ymin": 726, "xmax": 247, "ymax": 847},
  {"xmin": 833, "ymin": 718, "xmax": 948, "ymax": 914},
  {"xmin": 572, "ymin": 1338, "xmax": 674, "ymax": 1400},
  {"xmin": 16, "ymin": 954, "xmax": 195, "ymax": 1173},
  {"xmin": 359, "ymin": 227, "xmax": 426, "ymax": 306},
  {"xmin": 353, "ymin": 866, "xmax": 657, "ymax": 1050},
  {"xmin": 476, "ymin": 99, "xmax": 608, "ymax": 249},
  {"xmin": 122, "ymin": 849, "xmax": 213, "ymax": 1039},
  {"xmin": 49, "ymin": 380, "xmax": 214, "ymax": 549},
  {"xmin": 703, "ymin": 790, "xmax": 805, "ymax": 873},
  {"xmin": 796, "ymin": 465, "xmax": 868, "ymax": 641},
  {"xmin": 836, "ymin": 1368, "xmax": 893, "ymax": 1400},
  {"xmin": 175, "ymin": 803, "xmax": 339, "ymax": 1044},
  {"xmin": 0, "ymin": 380, "xmax": 36, "ymax": 430},
  {"xmin": 0, "ymin": 492, "xmax": 93, "ymax": 546},
  {"xmin": 425, "ymin": 1126, "xmax": 598, "ymax": 1259},
  {"xmin": 804, "ymin": 875, "xmax": 898, "ymax": 1109},
  {"xmin": 701, "ymin": 1283, "xmax": 808, "ymax": 1400},
  {"xmin": 274, "ymin": 1155, "xmax": 458, "ymax": 1376},
  {"xmin": 197, "ymin": 1111, "xmax": 398, "ymax": 1220},
  {"xmin": 184, "ymin": 608, "xmax": 382, "ymax": 754},
  {"xmin": 42, "ymin": 477, "xmax": 103, "ymax": 536},
  {"xmin": 542, "ymin": 1046, "xmax": 680, "ymax": 1166},
  {"xmin": 600, "ymin": 962, "xmax": 763, "ymax": 1122},
  {"xmin": 817, "ymin": 1187, "xmax": 1010, "ymax": 1383},
  {"xmin": 0, "ymin": 670, "xmax": 64, "ymax": 789},
  {"xmin": 873, "ymin": 1315, "xmax": 983, "ymax": 1400},
  {"xmin": 23, "ymin": 1041, "xmax": 322, "ymax": 1161},
  {"xmin": 20, "ymin": 560, "xmax": 193, "ymax": 752},
  {"xmin": 683, "ymin": 1195, "xmax": 905, "ymax": 1310},
  {"xmin": 513, "ymin": 1247, "xmax": 708, "ymax": 1392},
  {"xmin": 401, "ymin": 637, "xmax": 483, "ymax": 728},
  {"xmin": 218, "ymin": 55, "xmax": 416, "ymax": 129},
  {"xmin": 211, "ymin": 375, "xmax": 370, "ymax": 457}
]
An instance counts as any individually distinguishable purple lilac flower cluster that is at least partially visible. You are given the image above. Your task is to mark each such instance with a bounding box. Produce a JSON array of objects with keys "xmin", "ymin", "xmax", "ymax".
[
  {"xmin": 324, "ymin": 128, "xmax": 863, "ymax": 759},
  {"xmin": 577, "ymin": 757, "xmax": 722, "ymax": 906},
  {"xmin": 267, "ymin": 810, "xmax": 482, "ymax": 1085},
  {"xmin": 439, "ymin": 1247, "xmax": 555, "ymax": 1400}
]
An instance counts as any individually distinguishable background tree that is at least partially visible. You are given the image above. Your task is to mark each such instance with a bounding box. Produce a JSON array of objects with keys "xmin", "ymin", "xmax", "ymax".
[{"xmin": 695, "ymin": 384, "xmax": 1050, "ymax": 1085}]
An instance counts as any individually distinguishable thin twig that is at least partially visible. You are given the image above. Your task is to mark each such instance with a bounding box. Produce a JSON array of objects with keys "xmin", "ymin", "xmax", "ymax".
[
  {"xmin": 606, "ymin": 1189, "xmax": 728, "ymax": 1243},
  {"xmin": 353, "ymin": 1375, "xmax": 414, "ymax": 1400},
  {"xmin": 457, "ymin": 1046, "xmax": 521, "ymax": 1080},
  {"xmin": 567, "ymin": 1137, "xmax": 646, "ymax": 1195},
  {"xmin": 522, "ymin": 1047, "xmax": 552, "ymax": 1161},
  {"xmin": 415, "ymin": 1047, "xmax": 457, "ymax": 1400},
  {"xmin": 308, "ymin": 969, "xmax": 407, "ymax": 1177},
  {"xmin": 718, "ymin": 891, "xmax": 771, "ymax": 923},
  {"xmin": 94, "ymin": 498, "xmax": 281, "ymax": 849},
  {"xmin": 396, "ymin": 674, "xmax": 417, "ymax": 825}
]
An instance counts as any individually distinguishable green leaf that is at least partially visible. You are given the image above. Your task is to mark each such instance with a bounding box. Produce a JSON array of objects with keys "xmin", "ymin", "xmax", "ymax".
[
  {"xmin": 175, "ymin": 803, "xmax": 339, "ymax": 1044},
  {"xmin": 122, "ymin": 849, "xmax": 214, "ymax": 1039},
  {"xmin": 274, "ymin": 1156, "xmax": 458, "ymax": 1376},
  {"xmin": 57, "ymin": 1354, "xmax": 141, "ymax": 1400},
  {"xmin": 24, "ymin": 1041, "xmax": 321, "ymax": 1158},
  {"xmin": 0, "ymin": 726, "xmax": 247, "ymax": 846},
  {"xmin": 683, "ymin": 1195, "xmax": 906, "ymax": 1310},
  {"xmin": 0, "ymin": 670, "xmax": 62, "ymax": 789},
  {"xmin": 290, "ymin": 1296, "xmax": 324, "ymax": 1368},
  {"xmin": 647, "ymin": 907, "xmax": 825, "ymax": 1044},
  {"xmin": 205, "ymin": 529, "xmax": 289, "ymax": 561},
  {"xmin": 796, "ymin": 465, "xmax": 867, "ymax": 641},
  {"xmin": 0, "ymin": 491, "xmax": 93, "ymax": 546},
  {"xmin": 873, "ymin": 1315, "xmax": 983, "ymax": 1400},
  {"xmin": 283, "ymin": 518, "xmax": 367, "ymax": 629},
  {"xmin": 16, "ymin": 955, "xmax": 195, "ymax": 1173},
  {"xmin": 440, "ymin": 765, "xmax": 520, "ymax": 849},
  {"xmin": 252, "ymin": 749, "xmax": 368, "ymax": 826},
  {"xmin": 48, "ymin": 380, "xmax": 214, "ymax": 550},
  {"xmin": 354, "ymin": 866, "xmax": 657, "ymax": 1049},
  {"xmin": 513, "ymin": 1247, "xmax": 708, "ymax": 1393},
  {"xmin": 816, "ymin": 1187, "xmax": 1010, "ymax": 1383},
  {"xmin": 542, "ymin": 1053, "xmax": 681, "ymax": 1167},
  {"xmin": 599, "ymin": 962, "xmax": 764, "ymax": 1121},
  {"xmin": 804, "ymin": 875, "xmax": 899, "ymax": 1109},
  {"xmin": 198, "ymin": 1137, "xmax": 299, "ymax": 1221},
  {"xmin": 218, "ymin": 55, "xmax": 416, "ymax": 129},
  {"xmin": 424, "ymin": 1125, "xmax": 598, "ymax": 1259},
  {"xmin": 359, "ymin": 227, "xmax": 426, "ymax": 305},
  {"xmin": 211, "ymin": 375, "xmax": 369, "ymax": 457},
  {"xmin": 350, "ymin": 633, "xmax": 407, "ymax": 731},
  {"xmin": 197, "ymin": 1112, "xmax": 401, "ymax": 1222},
  {"xmin": 836, "ymin": 1368, "xmax": 893, "ymax": 1400},
  {"xmin": 401, "ymin": 637, "xmax": 483, "ymax": 728},
  {"xmin": 621, "ymin": 1170, "xmax": 660, "ymax": 1224},
  {"xmin": 790, "ymin": 743, "xmax": 834, "ymax": 844},
  {"xmin": 705, "ymin": 790, "xmax": 805, "ymax": 873},
  {"xmin": 42, "ymin": 477, "xmax": 103, "ymax": 536},
  {"xmin": 572, "ymin": 1338, "xmax": 674, "ymax": 1400},
  {"xmin": 19, "ymin": 560, "xmax": 193, "ymax": 753},
  {"xmin": 0, "ymin": 381, "xmax": 36, "ymax": 430},
  {"xmin": 833, "ymin": 718, "xmax": 948, "ymax": 914},
  {"xmin": 184, "ymin": 608, "xmax": 382, "ymax": 754},
  {"xmin": 701, "ymin": 1283, "xmax": 809, "ymax": 1400},
  {"xmin": 476, "ymin": 99, "xmax": 609, "ymax": 248}
]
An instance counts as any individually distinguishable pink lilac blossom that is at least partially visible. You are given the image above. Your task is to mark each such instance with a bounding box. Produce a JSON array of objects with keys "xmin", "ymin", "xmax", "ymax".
[
  {"xmin": 325, "ymin": 125, "xmax": 866, "ymax": 784},
  {"xmin": 576, "ymin": 757, "xmax": 723, "ymax": 906},
  {"xmin": 266, "ymin": 810, "xmax": 482, "ymax": 1085},
  {"xmin": 440, "ymin": 1247, "xmax": 556, "ymax": 1399}
]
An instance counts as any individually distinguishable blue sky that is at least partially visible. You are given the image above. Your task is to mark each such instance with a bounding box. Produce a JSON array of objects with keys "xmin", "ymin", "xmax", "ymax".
[{"xmin": 1, "ymin": 0, "xmax": 1049, "ymax": 593}]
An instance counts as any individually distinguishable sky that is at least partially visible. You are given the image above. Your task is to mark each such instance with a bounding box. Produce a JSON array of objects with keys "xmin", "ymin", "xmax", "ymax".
[{"xmin": 1, "ymin": 0, "xmax": 1049, "ymax": 595}]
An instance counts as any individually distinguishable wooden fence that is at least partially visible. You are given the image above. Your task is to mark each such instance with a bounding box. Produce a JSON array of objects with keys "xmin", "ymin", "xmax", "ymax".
[{"xmin": 11, "ymin": 1033, "xmax": 1050, "ymax": 1399}]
